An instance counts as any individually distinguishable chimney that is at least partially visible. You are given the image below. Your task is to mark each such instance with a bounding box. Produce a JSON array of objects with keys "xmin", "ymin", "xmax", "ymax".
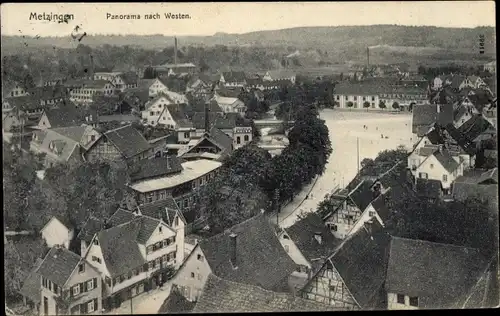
[
  {"xmin": 229, "ymin": 233, "xmax": 237, "ymax": 267},
  {"xmin": 204, "ymin": 100, "xmax": 210, "ymax": 133},
  {"xmin": 367, "ymin": 47, "xmax": 370, "ymax": 67},
  {"xmin": 174, "ymin": 37, "xmax": 178, "ymax": 66},
  {"xmin": 437, "ymin": 104, "xmax": 441, "ymax": 113},
  {"xmin": 314, "ymin": 232, "xmax": 322, "ymax": 245}
]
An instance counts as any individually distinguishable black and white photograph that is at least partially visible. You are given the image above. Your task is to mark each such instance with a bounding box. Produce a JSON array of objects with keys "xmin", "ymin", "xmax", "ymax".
[{"xmin": 2, "ymin": 1, "xmax": 498, "ymax": 314}]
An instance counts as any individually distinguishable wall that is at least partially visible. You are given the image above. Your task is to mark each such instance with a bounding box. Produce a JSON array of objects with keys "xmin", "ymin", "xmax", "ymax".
[
  {"xmin": 66, "ymin": 261, "xmax": 103, "ymax": 313},
  {"xmin": 325, "ymin": 202, "xmax": 362, "ymax": 240},
  {"xmin": 171, "ymin": 246, "xmax": 212, "ymax": 302},
  {"xmin": 37, "ymin": 113, "xmax": 51, "ymax": 129},
  {"xmin": 144, "ymin": 223, "xmax": 178, "ymax": 265},
  {"xmin": 301, "ymin": 264, "xmax": 359, "ymax": 310},
  {"xmin": 349, "ymin": 204, "xmax": 384, "ymax": 238},
  {"xmin": 141, "ymin": 96, "xmax": 174, "ymax": 127},
  {"xmin": 387, "ymin": 293, "xmax": 419, "ymax": 310},
  {"xmin": 85, "ymin": 138, "xmax": 123, "ymax": 163},
  {"xmin": 85, "ymin": 238, "xmax": 112, "ymax": 278},
  {"xmin": 233, "ymin": 130, "xmax": 252, "ymax": 149},
  {"xmin": 40, "ymin": 287, "xmax": 57, "ymax": 316},
  {"xmin": 278, "ymin": 233, "xmax": 311, "ymax": 269},
  {"xmin": 415, "ymin": 154, "xmax": 459, "ymax": 190},
  {"xmin": 334, "ymin": 94, "xmax": 380, "ymax": 110},
  {"xmin": 173, "ymin": 214, "xmax": 186, "ymax": 265},
  {"xmin": 41, "ymin": 218, "xmax": 72, "ymax": 249}
]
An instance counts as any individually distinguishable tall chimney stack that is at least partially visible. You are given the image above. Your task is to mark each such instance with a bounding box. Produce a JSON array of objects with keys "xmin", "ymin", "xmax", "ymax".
[
  {"xmin": 229, "ymin": 233, "xmax": 237, "ymax": 267},
  {"xmin": 204, "ymin": 100, "xmax": 210, "ymax": 133},
  {"xmin": 367, "ymin": 47, "xmax": 370, "ymax": 67},
  {"xmin": 174, "ymin": 37, "xmax": 178, "ymax": 66}
]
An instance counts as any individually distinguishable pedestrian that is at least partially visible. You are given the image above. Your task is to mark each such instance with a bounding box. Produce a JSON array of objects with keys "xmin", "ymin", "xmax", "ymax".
[{"xmin": 305, "ymin": 194, "xmax": 309, "ymax": 200}]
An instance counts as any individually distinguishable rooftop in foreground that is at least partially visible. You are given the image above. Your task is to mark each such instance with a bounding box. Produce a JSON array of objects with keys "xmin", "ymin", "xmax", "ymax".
[{"xmin": 129, "ymin": 159, "xmax": 222, "ymax": 193}]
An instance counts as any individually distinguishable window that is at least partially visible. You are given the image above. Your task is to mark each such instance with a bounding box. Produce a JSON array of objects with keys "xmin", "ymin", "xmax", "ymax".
[
  {"xmin": 244, "ymin": 135, "xmax": 249, "ymax": 142},
  {"xmin": 149, "ymin": 262, "xmax": 154, "ymax": 270},
  {"xmin": 90, "ymin": 135, "xmax": 95, "ymax": 141},
  {"xmin": 53, "ymin": 284, "xmax": 59, "ymax": 294},
  {"xmin": 236, "ymin": 136, "xmax": 241, "ymax": 144},
  {"xmin": 372, "ymin": 96, "xmax": 375, "ymax": 101},
  {"xmin": 362, "ymin": 97, "xmax": 366, "ymax": 101},
  {"xmin": 368, "ymin": 211, "xmax": 375, "ymax": 217},
  {"xmin": 409, "ymin": 296, "xmax": 419, "ymax": 307},
  {"xmin": 175, "ymin": 216, "xmax": 179, "ymax": 227},
  {"xmin": 284, "ymin": 245, "xmax": 289, "ymax": 252},
  {"xmin": 443, "ymin": 174, "xmax": 448, "ymax": 182},
  {"xmin": 146, "ymin": 245, "xmax": 153, "ymax": 254},
  {"xmin": 330, "ymin": 224, "xmax": 337, "ymax": 232},
  {"xmin": 78, "ymin": 263, "xmax": 85, "ymax": 273},
  {"xmin": 345, "ymin": 96, "xmax": 348, "ymax": 100},
  {"xmin": 159, "ymin": 226, "xmax": 163, "ymax": 233},
  {"xmin": 184, "ymin": 132, "xmax": 190, "ymax": 138},
  {"xmin": 430, "ymin": 164, "xmax": 434, "ymax": 169},
  {"xmin": 397, "ymin": 294, "xmax": 405, "ymax": 304},
  {"xmin": 197, "ymin": 254, "xmax": 204, "ymax": 261},
  {"xmin": 72, "ymin": 285, "xmax": 80, "ymax": 296},
  {"xmin": 191, "ymin": 272, "xmax": 195, "ymax": 278},
  {"xmin": 92, "ymin": 256, "xmax": 101, "ymax": 263},
  {"xmin": 87, "ymin": 301, "xmax": 95, "ymax": 313},
  {"xmin": 87, "ymin": 279, "xmax": 94, "ymax": 290}
]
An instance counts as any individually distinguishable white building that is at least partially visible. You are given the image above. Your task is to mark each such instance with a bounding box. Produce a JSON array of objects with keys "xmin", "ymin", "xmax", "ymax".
[
  {"xmin": 483, "ymin": 61, "xmax": 496, "ymax": 74},
  {"xmin": 212, "ymin": 95, "xmax": 246, "ymax": 115},
  {"xmin": 40, "ymin": 216, "xmax": 75, "ymax": 250},
  {"xmin": 262, "ymin": 70, "xmax": 297, "ymax": 84},
  {"xmin": 147, "ymin": 78, "xmax": 188, "ymax": 103}
]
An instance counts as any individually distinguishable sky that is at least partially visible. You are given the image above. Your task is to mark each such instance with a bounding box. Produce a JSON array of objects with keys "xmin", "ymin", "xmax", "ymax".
[{"xmin": 1, "ymin": 2, "xmax": 496, "ymax": 37}]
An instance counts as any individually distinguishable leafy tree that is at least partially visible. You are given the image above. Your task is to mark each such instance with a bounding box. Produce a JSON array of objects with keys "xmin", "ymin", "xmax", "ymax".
[
  {"xmin": 23, "ymin": 73, "xmax": 36, "ymax": 90},
  {"xmin": 363, "ymin": 101, "xmax": 371, "ymax": 109},
  {"xmin": 392, "ymin": 101, "xmax": 400, "ymax": 110},
  {"xmin": 346, "ymin": 101, "xmax": 354, "ymax": 108},
  {"xmin": 379, "ymin": 100, "xmax": 386, "ymax": 109}
]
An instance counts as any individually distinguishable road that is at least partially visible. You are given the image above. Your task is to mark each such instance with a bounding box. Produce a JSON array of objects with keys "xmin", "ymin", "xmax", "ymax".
[{"xmin": 104, "ymin": 284, "xmax": 172, "ymax": 315}]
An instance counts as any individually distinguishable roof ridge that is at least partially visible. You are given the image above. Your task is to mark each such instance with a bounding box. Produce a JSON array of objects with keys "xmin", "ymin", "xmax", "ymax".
[
  {"xmin": 391, "ymin": 236, "xmax": 482, "ymax": 251},
  {"xmin": 105, "ymin": 123, "xmax": 133, "ymax": 134}
]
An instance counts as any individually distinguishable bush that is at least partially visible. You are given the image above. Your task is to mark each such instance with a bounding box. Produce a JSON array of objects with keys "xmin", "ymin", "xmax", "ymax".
[{"xmin": 379, "ymin": 101, "xmax": 386, "ymax": 109}]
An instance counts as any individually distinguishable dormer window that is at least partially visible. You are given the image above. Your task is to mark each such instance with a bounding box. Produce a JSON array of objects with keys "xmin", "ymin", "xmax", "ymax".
[{"xmin": 159, "ymin": 226, "xmax": 163, "ymax": 233}]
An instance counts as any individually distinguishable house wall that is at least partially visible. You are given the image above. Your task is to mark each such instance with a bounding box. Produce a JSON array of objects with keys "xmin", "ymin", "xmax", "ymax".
[
  {"xmin": 334, "ymin": 94, "xmax": 380, "ymax": 109},
  {"xmin": 171, "ymin": 246, "xmax": 212, "ymax": 302},
  {"xmin": 41, "ymin": 218, "xmax": 74, "ymax": 249},
  {"xmin": 69, "ymin": 84, "xmax": 115, "ymax": 104},
  {"xmin": 37, "ymin": 113, "xmax": 52, "ymax": 129},
  {"xmin": 178, "ymin": 129, "xmax": 194, "ymax": 144},
  {"xmin": 6, "ymin": 85, "xmax": 29, "ymax": 98},
  {"xmin": 278, "ymin": 233, "xmax": 311, "ymax": 269},
  {"xmin": 301, "ymin": 264, "xmax": 359, "ymax": 310},
  {"xmin": 233, "ymin": 128, "xmax": 252, "ymax": 150},
  {"xmin": 414, "ymin": 154, "xmax": 461, "ymax": 190},
  {"xmin": 85, "ymin": 238, "xmax": 112, "ymax": 277},
  {"xmin": 144, "ymin": 223, "xmax": 178, "ymax": 267},
  {"xmin": 387, "ymin": 293, "xmax": 419, "ymax": 310},
  {"xmin": 349, "ymin": 204, "xmax": 384, "ymax": 237},
  {"xmin": 141, "ymin": 96, "xmax": 175, "ymax": 127},
  {"xmin": 85, "ymin": 137, "xmax": 123, "ymax": 163},
  {"xmin": 40, "ymin": 287, "xmax": 58, "ymax": 316},
  {"xmin": 433, "ymin": 77, "xmax": 443, "ymax": 90},
  {"xmin": 173, "ymin": 214, "xmax": 186, "ymax": 265},
  {"xmin": 66, "ymin": 261, "xmax": 103, "ymax": 314},
  {"xmin": 81, "ymin": 128, "xmax": 101, "ymax": 149},
  {"xmin": 325, "ymin": 202, "xmax": 362, "ymax": 240}
]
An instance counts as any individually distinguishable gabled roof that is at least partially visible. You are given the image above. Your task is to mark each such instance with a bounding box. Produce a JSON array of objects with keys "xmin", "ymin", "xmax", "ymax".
[
  {"xmin": 162, "ymin": 104, "xmax": 192, "ymax": 128},
  {"xmin": 457, "ymin": 114, "xmax": 493, "ymax": 141},
  {"xmin": 222, "ymin": 71, "xmax": 247, "ymax": 83},
  {"xmin": 369, "ymin": 192, "xmax": 390, "ymax": 222},
  {"xmin": 138, "ymin": 198, "xmax": 186, "ymax": 226},
  {"xmin": 284, "ymin": 213, "xmax": 339, "ymax": 263},
  {"xmin": 304, "ymin": 220, "xmax": 391, "ymax": 309},
  {"xmin": 19, "ymin": 258, "xmax": 43, "ymax": 304},
  {"xmin": 198, "ymin": 214, "xmax": 297, "ymax": 291},
  {"xmin": 216, "ymin": 87, "xmax": 242, "ymax": 98},
  {"xmin": 28, "ymin": 85, "xmax": 68, "ymax": 100},
  {"xmin": 145, "ymin": 94, "xmax": 176, "ymax": 109},
  {"xmin": 77, "ymin": 216, "xmax": 105, "ymax": 244},
  {"xmin": 213, "ymin": 95, "xmax": 242, "ymax": 107},
  {"xmin": 265, "ymin": 70, "xmax": 296, "ymax": 80},
  {"xmin": 208, "ymin": 127, "xmax": 233, "ymax": 153},
  {"xmin": 415, "ymin": 178, "xmax": 443, "ymax": 199},
  {"xmin": 118, "ymin": 72, "xmax": 139, "ymax": 85},
  {"xmin": 129, "ymin": 156, "xmax": 183, "ymax": 183},
  {"xmin": 412, "ymin": 104, "xmax": 454, "ymax": 135},
  {"xmin": 385, "ymin": 237, "xmax": 490, "ymax": 309},
  {"xmin": 433, "ymin": 148, "xmax": 460, "ymax": 173},
  {"xmin": 158, "ymin": 288, "xmax": 196, "ymax": 313},
  {"xmin": 102, "ymin": 125, "xmax": 151, "ymax": 159},
  {"xmin": 189, "ymin": 99, "xmax": 223, "ymax": 114},
  {"xmin": 3, "ymin": 95, "xmax": 43, "ymax": 111},
  {"xmin": 107, "ymin": 208, "xmax": 137, "ymax": 227},
  {"xmin": 36, "ymin": 246, "xmax": 83, "ymax": 287},
  {"xmin": 42, "ymin": 105, "xmax": 84, "ymax": 128},
  {"xmin": 348, "ymin": 180, "xmax": 376, "ymax": 212},
  {"xmin": 138, "ymin": 79, "xmax": 156, "ymax": 90},
  {"xmin": 442, "ymin": 124, "xmax": 477, "ymax": 156},
  {"xmin": 31, "ymin": 129, "xmax": 80, "ymax": 162},
  {"xmin": 192, "ymin": 274, "xmax": 336, "ymax": 313}
]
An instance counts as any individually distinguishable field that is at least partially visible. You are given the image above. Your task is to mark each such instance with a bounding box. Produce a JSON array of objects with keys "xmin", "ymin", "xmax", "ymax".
[{"xmin": 279, "ymin": 109, "xmax": 414, "ymax": 227}]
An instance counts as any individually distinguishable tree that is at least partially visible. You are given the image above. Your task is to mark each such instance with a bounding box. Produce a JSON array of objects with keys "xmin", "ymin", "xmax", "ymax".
[
  {"xmin": 409, "ymin": 102, "xmax": 416, "ymax": 112},
  {"xmin": 363, "ymin": 101, "xmax": 371, "ymax": 109},
  {"xmin": 392, "ymin": 101, "xmax": 400, "ymax": 110},
  {"xmin": 379, "ymin": 101, "xmax": 386, "ymax": 109},
  {"xmin": 346, "ymin": 101, "xmax": 354, "ymax": 108},
  {"xmin": 23, "ymin": 73, "xmax": 36, "ymax": 90}
]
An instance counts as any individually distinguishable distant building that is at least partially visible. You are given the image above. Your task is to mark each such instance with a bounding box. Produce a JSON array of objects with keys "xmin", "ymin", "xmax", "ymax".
[
  {"xmin": 2, "ymin": 80, "xmax": 29, "ymax": 99},
  {"xmin": 30, "ymin": 128, "xmax": 85, "ymax": 168},
  {"xmin": 147, "ymin": 78, "xmax": 187, "ymax": 102},
  {"xmin": 93, "ymin": 72, "xmax": 138, "ymax": 92},
  {"xmin": 65, "ymin": 79, "xmax": 115, "ymax": 104},
  {"xmin": 262, "ymin": 70, "xmax": 297, "ymax": 84},
  {"xmin": 211, "ymin": 95, "xmax": 246, "ymax": 115},
  {"xmin": 220, "ymin": 71, "xmax": 247, "ymax": 88},
  {"xmin": 153, "ymin": 63, "xmax": 198, "ymax": 76},
  {"xmin": 483, "ymin": 61, "xmax": 496, "ymax": 74}
]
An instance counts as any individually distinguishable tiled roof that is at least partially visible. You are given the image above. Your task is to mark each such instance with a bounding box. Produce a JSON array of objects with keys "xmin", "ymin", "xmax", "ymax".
[
  {"xmin": 118, "ymin": 72, "xmax": 139, "ymax": 85},
  {"xmin": 265, "ymin": 70, "xmax": 296, "ymax": 80},
  {"xmin": 216, "ymin": 87, "xmax": 242, "ymax": 98},
  {"xmin": 50, "ymin": 126, "xmax": 89, "ymax": 144},
  {"xmin": 208, "ymin": 127, "xmax": 233, "ymax": 153},
  {"xmin": 36, "ymin": 247, "xmax": 83, "ymax": 287},
  {"xmin": 385, "ymin": 237, "xmax": 490, "ymax": 309},
  {"xmin": 348, "ymin": 180, "xmax": 376, "ymax": 212},
  {"xmin": 369, "ymin": 192, "xmax": 390, "ymax": 222},
  {"xmin": 138, "ymin": 78, "xmax": 156, "ymax": 90},
  {"xmin": 28, "ymin": 85, "xmax": 68, "ymax": 100},
  {"xmin": 457, "ymin": 114, "xmax": 493, "ymax": 141},
  {"xmin": 103, "ymin": 125, "xmax": 151, "ymax": 159},
  {"xmin": 163, "ymin": 104, "xmax": 192, "ymax": 128},
  {"xmin": 192, "ymin": 274, "xmax": 336, "ymax": 313},
  {"xmin": 97, "ymin": 114, "xmax": 140, "ymax": 123},
  {"xmin": 19, "ymin": 258, "xmax": 43, "ymax": 304},
  {"xmin": 284, "ymin": 213, "xmax": 339, "ymax": 263},
  {"xmin": 129, "ymin": 156, "xmax": 183, "ymax": 183},
  {"xmin": 442, "ymin": 124, "xmax": 477, "ymax": 156},
  {"xmin": 31, "ymin": 129, "xmax": 80, "ymax": 162},
  {"xmin": 77, "ymin": 216, "xmax": 105, "ymax": 244},
  {"xmin": 433, "ymin": 148, "xmax": 460, "ymax": 173},
  {"xmin": 43, "ymin": 104, "xmax": 84, "ymax": 128},
  {"xmin": 222, "ymin": 71, "xmax": 247, "ymax": 83},
  {"xmin": 412, "ymin": 104, "xmax": 454, "ymax": 135},
  {"xmin": 107, "ymin": 208, "xmax": 137, "ymax": 227},
  {"xmin": 191, "ymin": 112, "xmax": 233, "ymax": 130},
  {"xmin": 4, "ymin": 95, "xmax": 43, "ymax": 111},
  {"xmin": 96, "ymin": 220, "xmax": 145, "ymax": 277},
  {"xmin": 138, "ymin": 197, "xmax": 185, "ymax": 226},
  {"xmin": 198, "ymin": 214, "xmax": 297, "ymax": 291},
  {"xmin": 451, "ymin": 182, "xmax": 498, "ymax": 207},
  {"xmin": 158, "ymin": 288, "xmax": 196, "ymax": 313},
  {"xmin": 304, "ymin": 220, "xmax": 391, "ymax": 309},
  {"xmin": 415, "ymin": 178, "xmax": 443, "ymax": 199},
  {"xmin": 189, "ymin": 100, "xmax": 223, "ymax": 115}
]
